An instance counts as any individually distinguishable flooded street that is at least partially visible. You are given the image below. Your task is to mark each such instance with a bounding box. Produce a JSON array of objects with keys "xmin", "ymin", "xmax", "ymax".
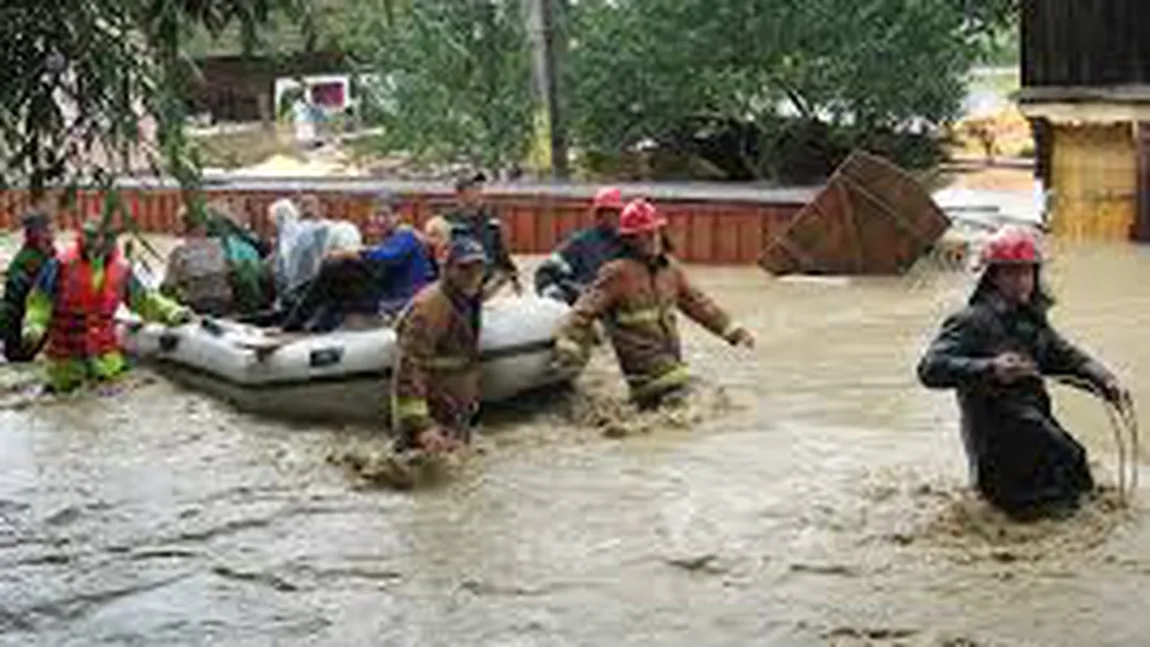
[{"xmin": 2, "ymin": 243, "xmax": 1150, "ymax": 646}]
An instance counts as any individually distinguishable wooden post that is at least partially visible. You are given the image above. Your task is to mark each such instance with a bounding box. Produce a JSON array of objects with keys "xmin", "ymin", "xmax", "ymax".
[
  {"xmin": 1135, "ymin": 122, "xmax": 1150, "ymax": 242},
  {"xmin": 528, "ymin": 0, "xmax": 570, "ymax": 179}
]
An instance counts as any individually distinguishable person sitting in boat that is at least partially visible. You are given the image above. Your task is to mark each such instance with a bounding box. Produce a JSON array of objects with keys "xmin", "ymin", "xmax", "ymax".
[
  {"xmin": 553, "ymin": 199, "xmax": 755, "ymax": 409},
  {"xmin": 422, "ymin": 216, "xmax": 452, "ymax": 274},
  {"xmin": 295, "ymin": 192, "xmax": 363, "ymax": 257},
  {"xmin": 21, "ymin": 218, "xmax": 192, "ymax": 393},
  {"xmin": 917, "ymin": 225, "xmax": 1127, "ymax": 520},
  {"xmin": 392, "ymin": 237, "xmax": 488, "ymax": 454},
  {"xmin": 535, "ymin": 187, "xmax": 627, "ymax": 305},
  {"xmin": 161, "ymin": 214, "xmax": 236, "ymax": 317},
  {"xmin": 204, "ymin": 204, "xmax": 271, "ymax": 316},
  {"xmin": 269, "ymin": 198, "xmax": 331, "ymax": 311},
  {"xmin": 282, "ymin": 191, "xmax": 436, "ymax": 331},
  {"xmin": 444, "ymin": 171, "xmax": 522, "ymax": 301},
  {"xmin": 1, "ymin": 211, "xmax": 56, "ymax": 362}
]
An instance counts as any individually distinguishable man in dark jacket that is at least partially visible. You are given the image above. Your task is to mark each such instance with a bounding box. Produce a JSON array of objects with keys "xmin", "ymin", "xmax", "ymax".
[
  {"xmin": 444, "ymin": 171, "xmax": 521, "ymax": 301},
  {"xmin": 535, "ymin": 187, "xmax": 626, "ymax": 305},
  {"xmin": 1, "ymin": 211, "xmax": 56, "ymax": 361},
  {"xmin": 917, "ymin": 226, "xmax": 1126, "ymax": 519}
]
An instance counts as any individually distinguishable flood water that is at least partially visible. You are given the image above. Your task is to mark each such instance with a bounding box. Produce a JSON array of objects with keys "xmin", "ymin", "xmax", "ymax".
[{"xmin": 2, "ymin": 243, "xmax": 1150, "ymax": 646}]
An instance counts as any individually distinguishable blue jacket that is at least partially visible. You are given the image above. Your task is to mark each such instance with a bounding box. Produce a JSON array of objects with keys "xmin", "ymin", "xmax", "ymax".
[
  {"xmin": 361, "ymin": 227, "xmax": 436, "ymax": 312},
  {"xmin": 534, "ymin": 224, "xmax": 625, "ymax": 305}
]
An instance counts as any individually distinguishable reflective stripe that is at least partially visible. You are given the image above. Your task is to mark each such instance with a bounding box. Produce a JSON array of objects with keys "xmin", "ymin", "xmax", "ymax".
[
  {"xmin": 628, "ymin": 363, "xmax": 691, "ymax": 400},
  {"xmin": 614, "ymin": 308, "xmax": 662, "ymax": 326},
  {"xmin": 395, "ymin": 397, "xmax": 429, "ymax": 421},
  {"xmin": 426, "ymin": 356, "xmax": 474, "ymax": 371},
  {"xmin": 554, "ymin": 336, "xmax": 583, "ymax": 357}
]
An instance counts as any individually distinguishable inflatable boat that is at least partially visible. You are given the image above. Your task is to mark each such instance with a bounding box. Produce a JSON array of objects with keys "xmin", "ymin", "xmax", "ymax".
[{"xmin": 119, "ymin": 296, "xmax": 578, "ymax": 423}]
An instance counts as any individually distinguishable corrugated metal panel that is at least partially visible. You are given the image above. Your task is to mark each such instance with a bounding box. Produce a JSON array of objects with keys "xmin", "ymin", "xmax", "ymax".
[
  {"xmin": 1050, "ymin": 123, "xmax": 1136, "ymax": 241},
  {"xmin": 1, "ymin": 186, "xmax": 805, "ymax": 264}
]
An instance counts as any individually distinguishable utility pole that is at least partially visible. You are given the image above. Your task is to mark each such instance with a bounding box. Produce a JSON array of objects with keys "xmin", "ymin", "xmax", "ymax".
[{"xmin": 528, "ymin": 0, "xmax": 570, "ymax": 178}]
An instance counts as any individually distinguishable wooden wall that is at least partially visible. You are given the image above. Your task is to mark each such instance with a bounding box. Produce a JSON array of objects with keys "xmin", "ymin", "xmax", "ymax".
[
  {"xmin": 1022, "ymin": 0, "xmax": 1150, "ymax": 89},
  {"xmin": 0, "ymin": 185, "xmax": 806, "ymax": 265}
]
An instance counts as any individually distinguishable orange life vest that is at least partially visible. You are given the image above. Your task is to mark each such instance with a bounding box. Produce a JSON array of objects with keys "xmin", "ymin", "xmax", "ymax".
[{"xmin": 45, "ymin": 245, "xmax": 128, "ymax": 361}]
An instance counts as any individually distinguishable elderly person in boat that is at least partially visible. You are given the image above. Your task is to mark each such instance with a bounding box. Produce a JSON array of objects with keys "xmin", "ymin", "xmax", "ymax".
[
  {"xmin": 391, "ymin": 237, "xmax": 488, "ymax": 454},
  {"xmin": 2, "ymin": 211, "xmax": 56, "ymax": 362},
  {"xmin": 268, "ymin": 197, "xmax": 362, "ymax": 309},
  {"xmin": 918, "ymin": 225, "xmax": 1127, "ymax": 520},
  {"xmin": 553, "ymin": 199, "xmax": 755, "ymax": 409},
  {"xmin": 535, "ymin": 187, "xmax": 627, "ymax": 305},
  {"xmin": 282, "ymin": 191, "xmax": 436, "ymax": 332},
  {"xmin": 422, "ymin": 216, "xmax": 452, "ymax": 269},
  {"xmin": 21, "ymin": 218, "xmax": 192, "ymax": 393}
]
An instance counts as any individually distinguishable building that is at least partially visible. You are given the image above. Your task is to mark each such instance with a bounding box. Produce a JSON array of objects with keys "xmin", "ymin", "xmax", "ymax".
[
  {"xmin": 185, "ymin": 3, "xmax": 347, "ymax": 124},
  {"xmin": 1018, "ymin": 0, "xmax": 1150, "ymax": 242}
]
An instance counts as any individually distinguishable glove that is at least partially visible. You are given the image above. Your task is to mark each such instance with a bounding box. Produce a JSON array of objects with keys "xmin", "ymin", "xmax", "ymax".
[
  {"xmin": 540, "ymin": 285, "xmax": 568, "ymax": 303},
  {"xmin": 1101, "ymin": 377, "xmax": 1130, "ymax": 405},
  {"xmin": 415, "ymin": 426, "xmax": 461, "ymax": 454},
  {"xmin": 551, "ymin": 336, "xmax": 588, "ymax": 373},
  {"xmin": 21, "ymin": 324, "xmax": 45, "ymax": 350},
  {"xmin": 169, "ymin": 307, "xmax": 195, "ymax": 326},
  {"xmin": 725, "ymin": 326, "xmax": 755, "ymax": 349}
]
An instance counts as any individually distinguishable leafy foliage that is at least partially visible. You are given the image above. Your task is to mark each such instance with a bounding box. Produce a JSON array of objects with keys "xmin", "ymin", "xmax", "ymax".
[
  {"xmin": 0, "ymin": 0, "xmax": 305, "ymax": 199},
  {"xmin": 341, "ymin": 0, "xmax": 535, "ymax": 171},
  {"xmin": 569, "ymin": 0, "xmax": 1017, "ymax": 181}
]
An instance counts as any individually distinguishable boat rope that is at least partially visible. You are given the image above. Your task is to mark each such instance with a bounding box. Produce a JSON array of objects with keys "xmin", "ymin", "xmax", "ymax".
[{"xmin": 1052, "ymin": 375, "xmax": 1140, "ymax": 506}]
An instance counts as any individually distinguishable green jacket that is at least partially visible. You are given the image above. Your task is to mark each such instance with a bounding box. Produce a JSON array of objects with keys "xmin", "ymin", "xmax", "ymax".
[{"xmin": 1, "ymin": 245, "xmax": 52, "ymax": 359}]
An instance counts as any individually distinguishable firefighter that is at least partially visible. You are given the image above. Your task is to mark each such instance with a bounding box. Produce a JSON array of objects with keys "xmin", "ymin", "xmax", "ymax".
[
  {"xmin": 444, "ymin": 171, "xmax": 521, "ymax": 300},
  {"xmin": 21, "ymin": 219, "xmax": 192, "ymax": 393},
  {"xmin": 2, "ymin": 211, "xmax": 56, "ymax": 362},
  {"xmin": 391, "ymin": 237, "xmax": 488, "ymax": 453},
  {"xmin": 918, "ymin": 225, "xmax": 1127, "ymax": 519},
  {"xmin": 553, "ymin": 199, "xmax": 755, "ymax": 408},
  {"xmin": 535, "ymin": 187, "xmax": 627, "ymax": 305}
]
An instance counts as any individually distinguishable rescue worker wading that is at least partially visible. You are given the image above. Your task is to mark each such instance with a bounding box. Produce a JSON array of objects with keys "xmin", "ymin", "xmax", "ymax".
[
  {"xmin": 554, "ymin": 199, "xmax": 755, "ymax": 408},
  {"xmin": 444, "ymin": 172, "xmax": 521, "ymax": 301},
  {"xmin": 391, "ymin": 238, "xmax": 488, "ymax": 454},
  {"xmin": 22, "ymin": 219, "xmax": 193, "ymax": 393},
  {"xmin": 535, "ymin": 187, "xmax": 626, "ymax": 305},
  {"xmin": 917, "ymin": 226, "xmax": 1127, "ymax": 520},
  {"xmin": 1, "ymin": 211, "xmax": 56, "ymax": 362}
]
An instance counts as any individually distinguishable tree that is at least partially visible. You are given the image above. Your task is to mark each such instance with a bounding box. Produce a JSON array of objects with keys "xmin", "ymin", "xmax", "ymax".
[
  {"xmin": 0, "ymin": 0, "xmax": 306, "ymax": 199},
  {"xmin": 568, "ymin": 0, "xmax": 1017, "ymax": 182},
  {"xmin": 341, "ymin": 0, "xmax": 535, "ymax": 172}
]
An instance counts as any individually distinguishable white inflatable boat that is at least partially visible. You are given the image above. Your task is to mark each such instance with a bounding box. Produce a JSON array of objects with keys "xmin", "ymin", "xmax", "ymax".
[{"xmin": 119, "ymin": 296, "xmax": 578, "ymax": 423}]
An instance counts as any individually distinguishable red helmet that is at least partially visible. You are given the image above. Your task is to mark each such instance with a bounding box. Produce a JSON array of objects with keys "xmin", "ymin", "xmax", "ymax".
[
  {"xmin": 980, "ymin": 225, "xmax": 1042, "ymax": 267},
  {"xmin": 618, "ymin": 199, "xmax": 666, "ymax": 235},
  {"xmin": 592, "ymin": 187, "xmax": 624, "ymax": 211}
]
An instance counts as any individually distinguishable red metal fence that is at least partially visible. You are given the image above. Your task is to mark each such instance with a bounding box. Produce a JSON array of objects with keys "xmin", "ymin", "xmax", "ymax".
[{"xmin": 0, "ymin": 181, "xmax": 813, "ymax": 265}]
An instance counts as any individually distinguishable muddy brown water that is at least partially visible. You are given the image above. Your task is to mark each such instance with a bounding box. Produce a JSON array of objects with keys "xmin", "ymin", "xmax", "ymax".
[{"xmin": 2, "ymin": 241, "xmax": 1150, "ymax": 646}]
